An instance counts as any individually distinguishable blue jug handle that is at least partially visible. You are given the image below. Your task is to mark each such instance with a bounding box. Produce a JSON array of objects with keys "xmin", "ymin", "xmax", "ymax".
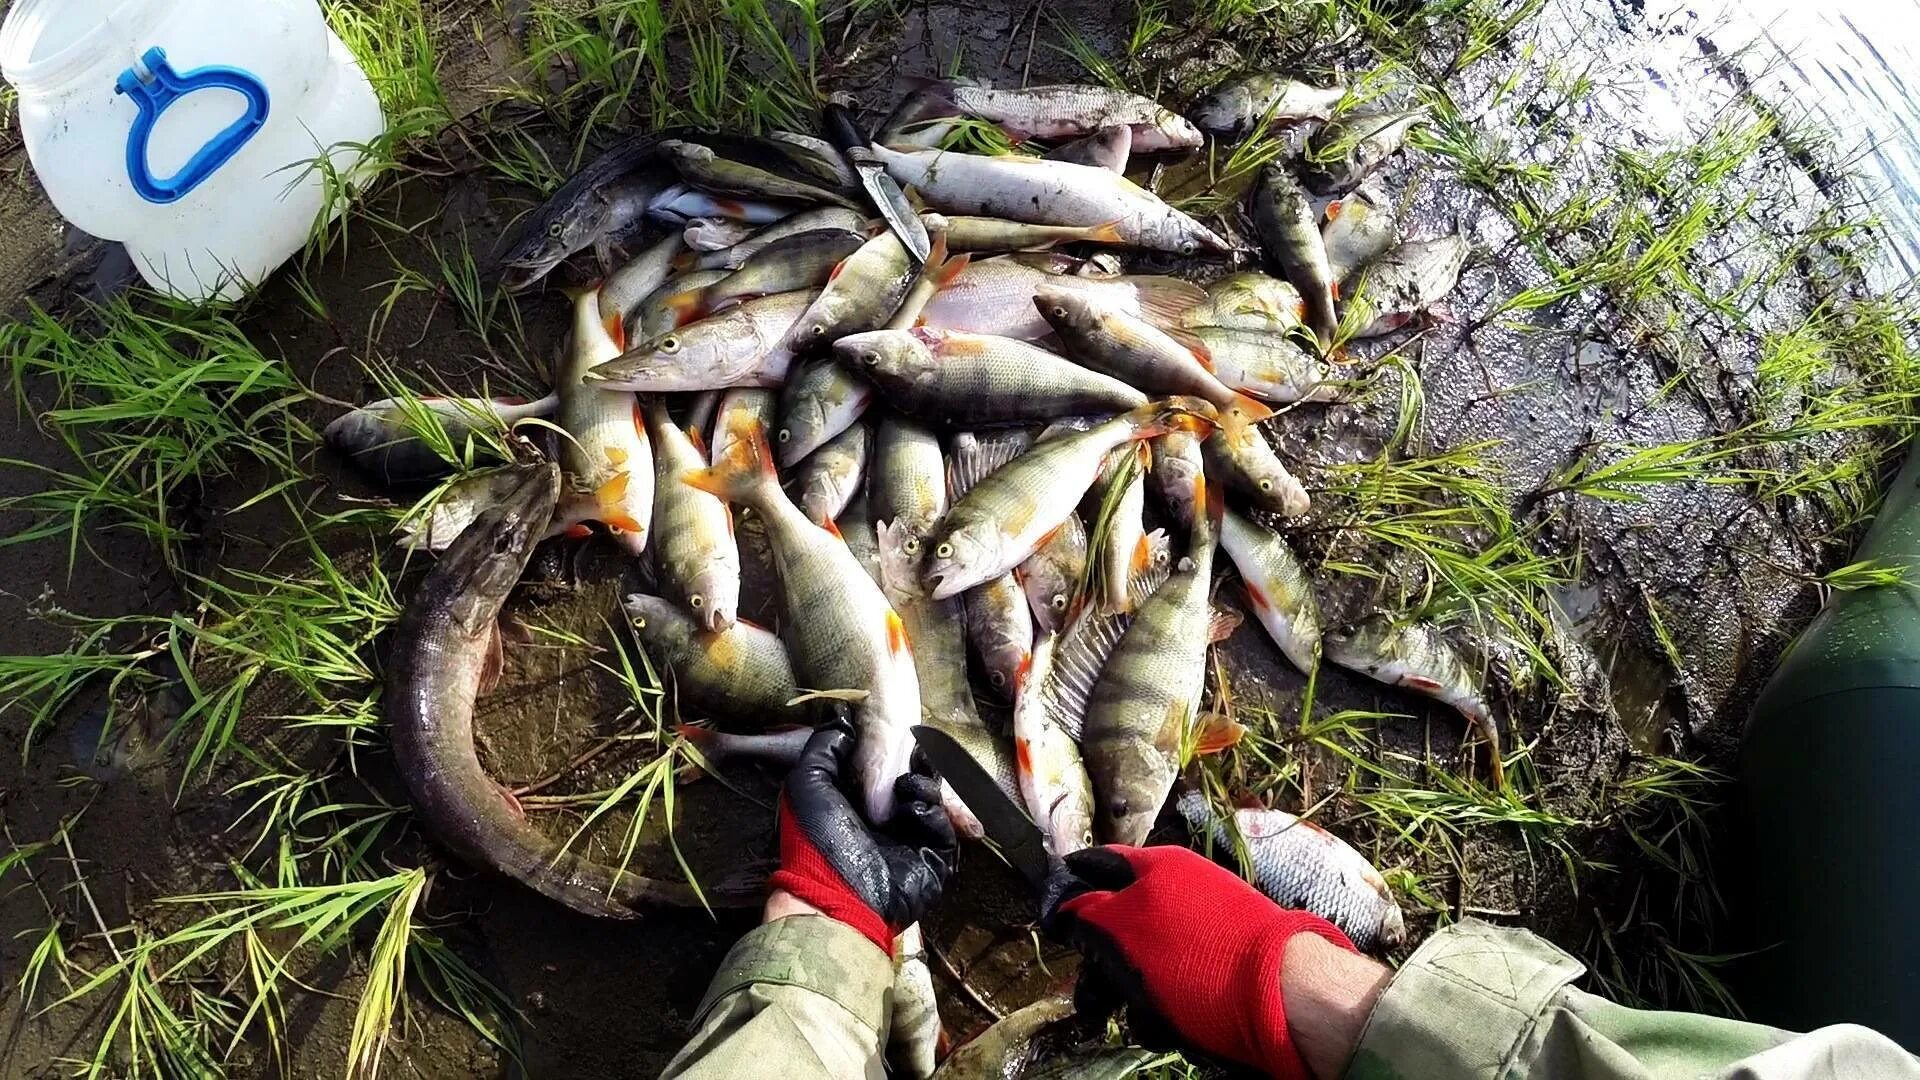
[{"xmin": 114, "ymin": 47, "xmax": 271, "ymax": 205}]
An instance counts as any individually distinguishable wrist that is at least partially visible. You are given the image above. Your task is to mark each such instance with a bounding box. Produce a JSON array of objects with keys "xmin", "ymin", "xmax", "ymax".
[
  {"xmin": 763, "ymin": 889, "xmax": 823, "ymax": 923},
  {"xmin": 1280, "ymin": 934, "xmax": 1392, "ymax": 1079}
]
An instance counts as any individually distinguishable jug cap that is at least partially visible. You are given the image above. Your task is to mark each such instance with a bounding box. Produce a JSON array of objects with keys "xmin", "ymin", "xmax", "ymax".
[{"xmin": 1, "ymin": 0, "xmax": 166, "ymax": 91}]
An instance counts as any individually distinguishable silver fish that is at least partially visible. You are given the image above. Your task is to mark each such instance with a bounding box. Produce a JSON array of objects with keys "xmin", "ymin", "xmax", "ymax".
[
  {"xmin": 1187, "ymin": 326, "xmax": 1340, "ymax": 404},
  {"xmin": 660, "ymin": 139, "xmax": 862, "ymax": 210},
  {"xmin": 1179, "ymin": 272, "xmax": 1305, "ymax": 336},
  {"xmin": 599, "ymin": 233, "xmax": 685, "ymax": 342},
  {"xmin": 1324, "ymin": 614, "xmax": 1505, "ymax": 789},
  {"xmin": 1301, "ymin": 108, "xmax": 1428, "ymax": 195},
  {"xmin": 647, "ymin": 400, "xmax": 740, "ymax": 630},
  {"xmin": 784, "ymin": 229, "xmax": 918, "ymax": 347},
  {"xmin": 559, "ymin": 287, "xmax": 652, "ymax": 553},
  {"xmin": 872, "ymin": 417, "xmax": 949, "ymax": 542},
  {"xmin": 587, "ymin": 290, "xmax": 816, "ymax": 392},
  {"xmin": 942, "ymin": 217, "xmax": 1128, "ymax": 253},
  {"xmin": 1220, "ymin": 509, "xmax": 1320, "ymax": 675},
  {"xmin": 1203, "ymin": 406, "xmax": 1310, "ymax": 517},
  {"xmin": 682, "ymin": 217, "xmax": 756, "ymax": 252},
  {"xmin": 1013, "ymin": 632, "xmax": 1095, "ymax": 857},
  {"xmin": 656, "ymin": 228, "xmax": 865, "ymax": 323},
  {"xmin": 833, "ymin": 327, "xmax": 1148, "ymax": 427},
  {"xmin": 325, "ymin": 392, "xmax": 555, "ymax": 485},
  {"xmin": 921, "ymin": 254, "xmax": 1206, "ymax": 340},
  {"xmin": 915, "ymin": 79, "xmax": 1203, "ymax": 152},
  {"xmin": 710, "ymin": 388, "xmax": 778, "ymax": 465},
  {"xmin": 793, "ymin": 421, "xmax": 870, "ymax": 526},
  {"xmin": 1253, "ymin": 164, "xmax": 1339, "ymax": 348},
  {"xmin": 1176, "ymin": 790, "xmax": 1406, "ymax": 951},
  {"xmin": 686, "ymin": 207, "xmax": 870, "ymax": 271},
  {"xmin": 1345, "ymin": 234, "xmax": 1468, "ymax": 338},
  {"xmin": 495, "ymin": 134, "xmax": 672, "ymax": 291},
  {"xmin": 1191, "ymin": 75, "xmax": 1348, "ymax": 136},
  {"xmin": 1035, "ymin": 285, "xmax": 1273, "ymax": 417},
  {"xmin": 396, "ymin": 464, "xmax": 558, "ymax": 554},
  {"xmin": 636, "ymin": 269, "xmax": 729, "ymax": 340}
]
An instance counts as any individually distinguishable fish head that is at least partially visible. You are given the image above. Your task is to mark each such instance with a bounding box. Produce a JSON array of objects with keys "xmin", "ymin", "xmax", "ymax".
[
  {"xmin": 623, "ymin": 592, "xmax": 697, "ymax": 650},
  {"xmin": 1019, "ymin": 568, "xmax": 1075, "ymax": 633},
  {"xmin": 587, "ymin": 321, "xmax": 729, "ymax": 391},
  {"xmin": 1141, "ymin": 109, "xmax": 1205, "ymax": 152},
  {"xmin": 682, "ymin": 566, "xmax": 741, "ymax": 633},
  {"xmin": 832, "ymin": 329, "xmax": 930, "ymax": 383},
  {"xmin": 438, "ymin": 464, "xmax": 562, "ymax": 634},
  {"xmin": 1031, "ymin": 284, "xmax": 1102, "ymax": 336},
  {"xmin": 875, "ymin": 517, "xmax": 931, "ymax": 597},
  {"xmin": 321, "ymin": 407, "xmax": 392, "ymax": 455},
  {"xmin": 924, "ymin": 520, "xmax": 1008, "ymax": 601},
  {"xmin": 1191, "ymin": 81, "xmax": 1256, "ymax": 136},
  {"xmin": 497, "ymin": 195, "xmax": 614, "ymax": 293},
  {"xmin": 1322, "ymin": 613, "xmax": 1400, "ymax": 674},
  {"xmin": 775, "ymin": 363, "xmax": 868, "ymax": 466}
]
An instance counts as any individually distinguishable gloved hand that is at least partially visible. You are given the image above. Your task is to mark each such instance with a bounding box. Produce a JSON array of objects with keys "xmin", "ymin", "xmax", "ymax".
[
  {"xmin": 1043, "ymin": 845, "xmax": 1357, "ymax": 1079},
  {"xmin": 768, "ymin": 710, "xmax": 957, "ymax": 954}
]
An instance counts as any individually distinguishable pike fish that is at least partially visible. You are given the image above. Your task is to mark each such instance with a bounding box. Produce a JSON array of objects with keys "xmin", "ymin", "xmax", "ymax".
[
  {"xmin": 495, "ymin": 133, "xmax": 671, "ymax": 292},
  {"xmin": 684, "ymin": 207, "xmax": 870, "ymax": 271},
  {"xmin": 925, "ymin": 398, "xmax": 1216, "ymax": 600},
  {"xmin": 832, "ymin": 328, "xmax": 1148, "ymax": 426},
  {"xmin": 913, "ymin": 79, "xmax": 1203, "ymax": 152},
  {"xmin": 1187, "ymin": 326, "xmax": 1340, "ymax": 403},
  {"xmin": 1191, "ymin": 75, "xmax": 1349, "ymax": 136},
  {"xmin": 623, "ymin": 594, "xmax": 800, "ymax": 721},
  {"xmin": 658, "ymin": 228, "xmax": 865, "ymax": 323},
  {"xmin": 1325, "ymin": 614, "xmax": 1505, "ymax": 789},
  {"xmin": 1253, "ymin": 164, "xmax": 1339, "ymax": 348},
  {"xmin": 586, "ymin": 289, "xmax": 816, "ymax": 392},
  {"xmin": 1013, "ymin": 632, "xmax": 1095, "ymax": 857},
  {"xmin": 964, "ymin": 571, "xmax": 1033, "ymax": 700},
  {"xmin": 559, "ymin": 287, "xmax": 653, "ymax": 552},
  {"xmin": 1175, "ymin": 790, "xmax": 1406, "ymax": 950},
  {"xmin": 919, "ymin": 253, "xmax": 1204, "ymax": 340},
  {"xmin": 1301, "ymin": 108, "xmax": 1428, "ymax": 195},
  {"xmin": 777, "ymin": 358, "xmax": 874, "ymax": 466},
  {"xmin": 1321, "ymin": 188, "xmax": 1400, "ymax": 284},
  {"xmin": 1083, "ymin": 475, "xmax": 1223, "ymax": 844},
  {"xmin": 687, "ymin": 417, "xmax": 922, "ymax": 822},
  {"xmin": 389, "ymin": 466, "xmax": 755, "ymax": 915},
  {"xmin": 660, "ymin": 139, "xmax": 862, "ymax": 210},
  {"xmin": 646, "ymin": 400, "xmax": 740, "ymax": 630},
  {"xmin": 325, "ymin": 392, "xmax": 556, "ymax": 485},
  {"xmin": 873, "ymin": 145, "xmax": 1231, "ymax": 255},
  {"xmin": 1043, "ymin": 125, "xmax": 1133, "ymax": 172},
  {"xmin": 1220, "ymin": 508, "xmax": 1320, "ymax": 675},
  {"xmin": 793, "ymin": 420, "xmax": 870, "ymax": 526},
  {"xmin": 1346, "ymin": 234, "xmax": 1468, "ymax": 338}
]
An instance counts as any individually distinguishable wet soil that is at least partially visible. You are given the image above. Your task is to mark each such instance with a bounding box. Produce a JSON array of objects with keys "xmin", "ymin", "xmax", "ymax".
[{"xmin": 0, "ymin": 0, "xmax": 1899, "ymax": 1074}]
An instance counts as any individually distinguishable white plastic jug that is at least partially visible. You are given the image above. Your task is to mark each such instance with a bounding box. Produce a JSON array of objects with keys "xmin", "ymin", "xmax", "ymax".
[{"xmin": 0, "ymin": 0, "xmax": 386, "ymax": 302}]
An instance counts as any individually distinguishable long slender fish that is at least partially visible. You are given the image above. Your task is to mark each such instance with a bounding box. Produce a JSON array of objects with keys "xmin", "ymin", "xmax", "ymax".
[
  {"xmin": 559, "ymin": 288, "xmax": 652, "ymax": 552},
  {"xmin": 685, "ymin": 207, "xmax": 870, "ymax": 271},
  {"xmin": 624, "ymin": 594, "xmax": 799, "ymax": 722},
  {"xmin": 1175, "ymin": 790, "xmax": 1405, "ymax": 950},
  {"xmin": 1187, "ymin": 327, "xmax": 1340, "ymax": 403},
  {"xmin": 1082, "ymin": 476, "xmax": 1223, "ymax": 846},
  {"xmin": 1220, "ymin": 509, "xmax": 1320, "ymax": 675},
  {"xmin": 912, "ymin": 80, "xmax": 1203, "ymax": 152},
  {"xmin": 659, "ymin": 228, "xmax": 865, "ymax": 323},
  {"xmin": 660, "ymin": 140, "xmax": 861, "ymax": 210},
  {"xmin": 1324, "ymin": 614, "xmax": 1505, "ymax": 789},
  {"xmin": 1014, "ymin": 632, "xmax": 1095, "ymax": 857},
  {"xmin": 1191, "ymin": 75, "xmax": 1348, "ymax": 136},
  {"xmin": 390, "ymin": 467, "xmax": 754, "ymax": 915},
  {"xmin": 496, "ymin": 133, "xmax": 672, "ymax": 291},
  {"xmin": 1035, "ymin": 286, "xmax": 1276, "ymax": 419},
  {"xmin": 833, "ymin": 328, "xmax": 1147, "ymax": 426},
  {"xmin": 920, "ymin": 254, "xmax": 1204, "ymax": 340},
  {"xmin": 777, "ymin": 358, "xmax": 874, "ymax": 467},
  {"xmin": 792, "ymin": 420, "xmax": 870, "ymax": 526},
  {"xmin": 1043, "ymin": 125, "xmax": 1133, "ymax": 172},
  {"xmin": 688, "ymin": 418, "xmax": 922, "ymax": 822},
  {"xmin": 873, "ymin": 145, "xmax": 1231, "ymax": 255},
  {"xmin": 1321, "ymin": 188, "xmax": 1400, "ymax": 284},
  {"xmin": 1345, "ymin": 235, "xmax": 1468, "ymax": 338},
  {"xmin": 942, "ymin": 217, "xmax": 1126, "ymax": 253},
  {"xmin": 647, "ymin": 400, "xmax": 740, "ymax": 630},
  {"xmin": 325, "ymin": 392, "xmax": 556, "ymax": 485},
  {"xmin": 586, "ymin": 289, "xmax": 816, "ymax": 391},
  {"xmin": 925, "ymin": 398, "xmax": 1216, "ymax": 600},
  {"xmin": 1301, "ymin": 108, "xmax": 1428, "ymax": 195},
  {"xmin": 1253, "ymin": 164, "xmax": 1340, "ymax": 348}
]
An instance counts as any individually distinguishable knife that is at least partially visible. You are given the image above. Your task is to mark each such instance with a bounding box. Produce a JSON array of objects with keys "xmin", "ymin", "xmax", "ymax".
[
  {"xmin": 911, "ymin": 725, "xmax": 1055, "ymax": 891},
  {"xmin": 824, "ymin": 102, "xmax": 932, "ymax": 263}
]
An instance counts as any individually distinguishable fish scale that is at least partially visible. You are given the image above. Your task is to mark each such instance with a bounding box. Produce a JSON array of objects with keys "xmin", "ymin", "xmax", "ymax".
[
  {"xmin": 646, "ymin": 401, "xmax": 741, "ymax": 629},
  {"xmin": 559, "ymin": 287, "xmax": 653, "ymax": 554},
  {"xmin": 623, "ymin": 594, "xmax": 798, "ymax": 720},
  {"xmin": 1041, "ymin": 530, "xmax": 1172, "ymax": 743},
  {"xmin": 588, "ymin": 289, "xmax": 815, "ymax": 392},
  {"xmin": 834, "ymin": 328, "xmax": 1147, "ymax": 426}
]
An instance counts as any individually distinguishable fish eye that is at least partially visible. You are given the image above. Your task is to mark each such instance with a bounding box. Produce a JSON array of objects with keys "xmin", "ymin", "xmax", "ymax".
[
  {"xmin": 491, "ymin": 530, "xmax": 514, "ymax": 555},
  {"xmin": 633, "ymin": 615, "xmax": 648, "ymax": 628},
  {"xmin": 989, "ymin": 670, "xmax": 1005, "ymax": 687},
  {"xmin": 1258, "ymin": 479, "xmax": 1274, "ymax": 492},
  {"xmin": 904, "ymin": 538, "xmax": 920, "ymax": 555},
  {"xmin": 1178, "ymin": 240, "xmax": 1198, "ymax": 255},
  {"xmin": 689, "ymin": 595, "xmax": 705, "ymax": 608},
  {"xmin": 936, "ymin": 542, "xmax": 953, "ymax": 559},
  {"xmin": 659, "ymin": 336, "xmax": 681, "ymax": 354},
  {"xmin": 546, "ymin": 221, "xmax": 565, "ymax": 239},
  {"xmin": 862, "ymin": 352, "xmax": 880, "ymax": 367},
  {"xmin": 810, "ymin": 325, "xmax": 827, "ymax": 338},
  {"xmin": 1051, "ymin": 305, "xmax": 1069, "ymax": 319},
  {"xmin": 1051, "ymin": 594, "xmax": 1068, "ymax": 611},
  {"xmin": 777, "ymin": 428, "xmax": 793, "ymax": 443}
]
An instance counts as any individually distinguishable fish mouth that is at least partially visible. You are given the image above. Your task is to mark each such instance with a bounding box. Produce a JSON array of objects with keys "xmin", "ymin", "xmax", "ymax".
[{"xmin": 496, "ymin": 258, "xmax": 557, "ymax": 294}]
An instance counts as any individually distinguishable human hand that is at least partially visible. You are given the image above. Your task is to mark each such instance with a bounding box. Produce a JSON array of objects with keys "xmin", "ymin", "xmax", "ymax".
[
  {"xmin": 766, "ymin": 710, "xmax": 957, "ymax": 953},
  {"xmin": 1043, "ymin": 845, "xmax": 1377, "ymax": 1079}
]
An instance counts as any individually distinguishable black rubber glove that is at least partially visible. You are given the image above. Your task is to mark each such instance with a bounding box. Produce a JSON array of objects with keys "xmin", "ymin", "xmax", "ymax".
[{"xmin": 768, "ymin": 709, "xmax": 957, "ymax": 952}]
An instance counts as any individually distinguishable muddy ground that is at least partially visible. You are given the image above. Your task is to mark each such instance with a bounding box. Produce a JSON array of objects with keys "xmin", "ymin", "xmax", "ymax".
[{"xmin": 0, "ymin": 0, "xmax": 1902, "ymax": 1075}]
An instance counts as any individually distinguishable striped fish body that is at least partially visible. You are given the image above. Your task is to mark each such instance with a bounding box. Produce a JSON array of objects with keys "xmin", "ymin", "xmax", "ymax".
[
  {"xmin": 835, "ymin": 328, "xmax": 1147, "ymax": 426},
  {"xmin": 777, "ymin": 358, "xmax": 874, "ymax": 466},
  {"xmin": 1253, "ymin": 163, "xmax": 1339, "ymax": 347},
  {"xmin": 588, "ymin": 289, "xmax": 815, "ymax": 392},
  {"xmin": 1014, "ymin": 632, "xmax": 1095, "ymax": 857},
  {"xmin": 920, "ymin": 255, "xmax": 1206, "ymax": 341},
  {"xmin": 1039, "ymin": 530, "xmax": 1172, "ymax": 743},
  {"xmin": 647, "ymin": 401, "xmax": 740, "ymax": 630},
  {"xmin": 623, "ymin": 594, "xmax": 799, "ymax": 721},
  {"xmin": 786, "ymin": 230, "xmax": 917, "ymax": 345},
  {"xmin": 1179, "ymin": 272, "xmax": 1305, "ymax": 336},
  {"xmin": 690, "ymin": 207, "xmax": 870, "ymax": 271},
  {"xmin": 1036, "ymin": 285, "xmax": 1244, "ymax": 411},
  {"xmin": 1188, "ymin": 327, "xmax": 1339, "ymax": 404},
  {"xmin": 872, "ymin": 417, "xmax": 949, "ymax": 542},
  {"xmin": 963, "ymin": 571, "xmax": 1033, "ymax": 701},
  {"xmin": 560, "ymin": 287, "xmax": 652, "ymax": 553}
]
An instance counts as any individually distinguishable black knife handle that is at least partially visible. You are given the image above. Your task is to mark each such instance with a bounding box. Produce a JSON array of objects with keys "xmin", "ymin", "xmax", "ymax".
[{"xmin": 823, "ymin": 103, "xmax": 870, "ymax": 155}]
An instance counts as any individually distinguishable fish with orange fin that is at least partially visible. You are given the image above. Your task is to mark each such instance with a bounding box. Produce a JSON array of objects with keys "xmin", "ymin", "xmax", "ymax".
[
  {"xmin": 1220, "ymin": 508, "xmax": 1321, "ymax": 676},
  {"xmin": 623, "ymin": 594, "xmax": 799, "ymax": 721},
  {"xmin": 1013, "ymin": 631, "xmax": 1096, "ymax": 857},
  {"xmin": 1324, "ymin": 613, "xmax": 1506, "ymax": 791},
  {"xmin": 645, "ymin": 400, "xmax": 740, "ymax": 630},
  {"xmin": 558, "ymin": 286, "xmax": 653, "ymax": 553},
  {"xmin": 1082, "ymin": 471, "xmax": 1225, "ymax": 845},
  {"xmin": 656, "ymin": 228, "xmax": 864, "ymax": 324},
  {"xmin": 1035, "ymin": 284, "xmax": 1276, "ymax": 422},
  {"xmin": 684, "ymin": 413, "xmax": 923, "ymax": 822},
  {"xmin": 1253, "ymin": 163, "xmax": 1340, "ymax": 349}
]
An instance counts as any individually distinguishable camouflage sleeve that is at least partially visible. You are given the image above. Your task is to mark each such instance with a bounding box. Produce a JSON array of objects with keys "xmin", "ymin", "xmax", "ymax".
[
  {"xmin": 1344, "ymin": 919, "xmax": 1920, "ymax": 1080},
  {"xmin": 658, "ymin": 914, "xmax": 896, "ymax": 1080}
]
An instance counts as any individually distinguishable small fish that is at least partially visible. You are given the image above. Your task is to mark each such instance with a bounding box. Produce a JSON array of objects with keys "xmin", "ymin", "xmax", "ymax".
[
  {"xmin": 1301, "ymin": 108, "xmax": 1428, "ymax": 195},
  {"xmin": 1083, "ymin": 474, "xmax": 1223, "ymax": 845},
  {"xmin": 793, "ymin": 421, "xmax": 870, "ymax": 526},
  {"xmin": 1191, "ymin": 75, "xmax": 1348, "ymax": 136},
  {"xmin": 1016, "ymin": 512, "xmax": 1088, "ymax": 633},
  {"xmin": 1148, "ymin": 429, "xmax": 1206, "ymax": 527},
  {"xmin": 1089, "ymin": 451, "xmax": 1150, "ymax": 615},
  {"xmin": 559, "ymin": 288, "xmax": 653, "ymax": 553},
  {"xmin": 684, "ymin": 207, "xmax": 870, "ymax": 271},
  {"xmin": 687, "ymin": 416, "xmax": 922, "ymax": 822},
  {"xmin": 1253, "ymin": 164, "xmax": 1339, "ymax": 348},
  {"xmin": 833, "ymin": 328, "xmax": 1148, "ymax": 426},
  {"xmin": 888, "ymin": 925, "xmax": 942, "ymax": 1080},
  {"xmin": 1179, "ymin": 272, "xmax": 1306, "ymax": 336},
  {"xmin": 636, "ymin": 269, "xmax": 730, "ymax": 339},
  {"xmin": 761, "ymin": 130, "xmax": 863, "ymax": 193},
  {"xmin": 926, "ymin": 398, "xmax": 1216, "ymax": 600},
  {"xmin": 647, "ymin": 401, "xmax": 740, "ymax": 630},
  {"xmin": 1345, "ymin": 234, "xmax": 1468, "ymax": 338},
  {"xmin": 913, "ymin": 79, "xmax": 1203, "ymax": 152},
  {"xmin": 1175, "ymin": 790, "xmax": 1406, "ymax": 950},
  {"xmin": 1220, "ymin": 509, "xmax": 1320, "ymax": 675},
  {"xmin": 941, "ymin": 217, "xmax": 1127, "ymax": 253},
  {"xmin": 785, "ymin": 229, "xmax": 920, "ymax": 347},
  {"xmin": 660, "ymin": 139, "xmax": 862, "ymax": 210},
  {"xmin": 1040, "ymin": 529, "xmax": 1173, "ymax": 743},
  {"xmin": 964, "ymin": 572, "xmax": 1033, "ymax": 700},
  {"xmin": 624, "ymin": 594, "xmax": 800, "ymax": 721},
  {"xmin": 648, "ymin": 185, "xmax": 794, "ymax": 224},
  {"xmin": 874, "ymin": 145, "xmax": 1231, "ymax": 255},
  {"xmin": 1013, "ymin": 632, "xmax": 1095, "ymax": 857},
  {"xmin": 871, "ymin": 417, "xmax": 949, "ymax": 542},
  {"xmin": 1035, "ymin": 285, "xmax": 1274, "ymax": 418},
  {"xmin": 920, "ymin": 254, "xmax": 1205, "ymax": 340},
  {"xmin": 777, "ymin": 358, "xmax": 874, "ymax": 467},
  {"xmin": 599, "ymin": 233, "xmax": 685, "ymax": 342},
  {"xmin": 586, "ymin": 290, "xmax": 816, "ymax": 392},
  {"xmin": 658, "ymin": 229, "xmax": 866, "ymax": 323},
  {"xmin": 1321, "ymin": 187, "xmax": 1400, "ymax": 284},
  {"xmin": 1042, "ymin": 125, "xmax": 1133, "ymax": 172},
  {"xmin": 675, "ymin": 724, "xmax": 813, "ymax": 777},
  {"xmin": 325, "ymin": 392, "xmax": 556, "ymax": 485},
  {"xmin": 1203, "ymin": 406, "xmax": 1310, "ymax": 518},
  {"xmin": 495, "ymin": 134, "xmax": 672, "ymax": 291},
  {"xmin": 682, "ymin": 217, "xmax": 756, "ymax": 252},
  {"xmin": 1325, "ymin": 614, "xmax": 1504, "ymax": 789},
  {"xmin": 1186, "ymin": 326, "xmax": 1340, "ymax": 403}
]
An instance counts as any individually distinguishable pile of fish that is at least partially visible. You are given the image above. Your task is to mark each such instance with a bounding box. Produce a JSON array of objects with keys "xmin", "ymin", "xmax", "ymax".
[{"xmin": 344, "ymin": 76, "xmax": 1492, "ymax": 990}]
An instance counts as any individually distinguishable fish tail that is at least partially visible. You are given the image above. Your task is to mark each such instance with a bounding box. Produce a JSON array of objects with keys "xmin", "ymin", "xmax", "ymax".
[
  {"xmin": 1125, "ymin": 396, "xmax": 1220, "ymax": 440},
  {"xmin": 683, "ymin": 413, "xmax": 777, "ymax": 506}
]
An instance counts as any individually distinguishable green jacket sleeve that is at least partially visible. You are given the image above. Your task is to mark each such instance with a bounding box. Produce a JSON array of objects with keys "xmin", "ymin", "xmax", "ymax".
[
  {"xmin": 1344, "ymin": 919, "xmax": 1920, "ymax": 1080},
  {"xmin": 658, "ymin": 914, "xmax": 898, "ymax": 1080}
]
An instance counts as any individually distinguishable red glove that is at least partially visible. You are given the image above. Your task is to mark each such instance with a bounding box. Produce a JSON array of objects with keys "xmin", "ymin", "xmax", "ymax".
[{"xmin": 1043, "ymin": 845, "xmax": 1357, "ymax": 1079}]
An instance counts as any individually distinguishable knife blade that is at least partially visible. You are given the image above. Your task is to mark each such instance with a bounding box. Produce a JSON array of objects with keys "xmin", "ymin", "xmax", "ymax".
[
  {"xmin": 824, "ymin": 103, "xmax": 932, "ymax": 263},
  {"xmin": 910, "ymin": 725, "xmax": 1054, "ymax": 891}
]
